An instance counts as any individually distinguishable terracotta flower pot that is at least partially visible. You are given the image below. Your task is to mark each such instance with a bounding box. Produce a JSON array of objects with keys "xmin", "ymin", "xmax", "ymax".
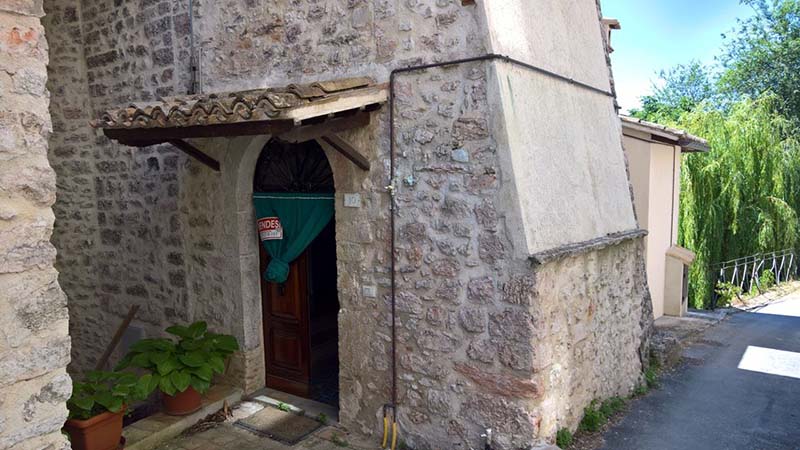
[
  {"xmin": 162, "ymin": 386, "xmax": 202, "ymax": 415},
  {"xmin": 64, "ymin": 408, "xmax": 125, "ymax": 450}
]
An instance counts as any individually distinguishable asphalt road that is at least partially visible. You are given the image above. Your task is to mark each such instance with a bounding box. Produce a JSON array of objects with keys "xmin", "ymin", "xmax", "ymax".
[{"xmin": 599, "ymin": 293, "xmax": 800, "ymax": 450}]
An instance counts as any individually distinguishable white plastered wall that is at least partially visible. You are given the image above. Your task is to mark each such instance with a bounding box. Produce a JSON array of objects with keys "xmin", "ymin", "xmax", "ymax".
[
  {"xmin": 646, "ymin": 142, "xmax": 680, "ymax": 318},
  {"xmin": 481, "ymin": 0, "xmax": 637, "ymax": 255},
  {"xmin": 622, "ymin": 133, "xmax": 652, "ymax": 231},
  {"xmin": 622, "ymin": 134, "xmax": 682, "ymax": 319}
]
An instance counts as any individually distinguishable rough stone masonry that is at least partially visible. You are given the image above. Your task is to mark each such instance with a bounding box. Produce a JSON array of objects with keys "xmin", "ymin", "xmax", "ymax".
[
  {"xmin": 0, "ymin": 1, "xmax": 71, "ymax": 449},
  {"xmin": 36, "ymin": 1, "xmax": 653, "ymax": 449}
]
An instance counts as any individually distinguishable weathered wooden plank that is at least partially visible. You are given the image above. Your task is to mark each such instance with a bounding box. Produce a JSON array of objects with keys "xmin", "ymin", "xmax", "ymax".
[
  {"xmin": 169, "ymin": 139, "xmax": 221, "ymax": 172},
  {"xmin": 319, "ymin": 134, "xmax": 371, "ymax": 171},
  {"xmin": 277, "ymin": 112, "xmax": 370, "ymax": 143},
  {"xmin": 103, "ymin": 119, "xmax": 295, "ymax": 145}
]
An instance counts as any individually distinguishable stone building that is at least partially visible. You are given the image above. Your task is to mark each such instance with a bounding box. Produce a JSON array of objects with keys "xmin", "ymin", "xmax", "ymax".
[
  {"xmin": 1, "ymin": 0, "xmax": 652, "ymax": 449},
  {"xmin": 1, "ymin": 2, "xmax": 71, "ymax": 450}
]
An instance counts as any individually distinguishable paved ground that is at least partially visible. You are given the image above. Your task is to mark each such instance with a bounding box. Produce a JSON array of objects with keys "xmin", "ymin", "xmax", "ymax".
[
  {"xmin": 599, "ymin": 292, "xmax": 800, "ymax": 450},
  {"xmin": 152, "ymin": 423, "xmax": 355, "ymax": 450},
  {"xmin": 151, "ymin": 398, "xmax": 367, "ymax": 450}
]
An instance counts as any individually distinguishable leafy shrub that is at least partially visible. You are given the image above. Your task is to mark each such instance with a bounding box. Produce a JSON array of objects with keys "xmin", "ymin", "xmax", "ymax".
[
  {"xmin": 117, "ymin": 321, "xmax": 239, "ymax": 396},
  {"xmin": 760, "ymin": 269, "xmax": 776, "ymax": 290},
  {"xmin": 556, "ymin": 428, "xmax": 573, "ymax": 448},
  {"xmin": 68, "ymin": 371, "xmax": 155, "ymax": 420},
  {"xmin": 578, "ymin": 400, "xmax": 606, "ymax": 433},
  {"xmin": 714, "ymin": 282, "xmax": 742, "ymax": 307}
]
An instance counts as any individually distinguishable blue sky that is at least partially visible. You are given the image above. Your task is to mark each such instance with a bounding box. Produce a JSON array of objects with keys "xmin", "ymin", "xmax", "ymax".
[{"xmin": 601, "ymin": 0, "xmax": 755, "ymax": 112}]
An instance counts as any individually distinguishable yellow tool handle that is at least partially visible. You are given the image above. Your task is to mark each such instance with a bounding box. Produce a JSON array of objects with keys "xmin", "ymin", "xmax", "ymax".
[
  {"xmin": 391, "ymin": 421, "xmax": 398, "ymax": 450},
  {"xmin": 381, "ymin": 416, "xmax": 389, "ymax": 448}
]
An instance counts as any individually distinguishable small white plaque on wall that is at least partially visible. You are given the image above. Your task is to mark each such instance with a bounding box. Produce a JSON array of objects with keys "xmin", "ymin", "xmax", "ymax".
[
  {"xmin": 362, "ymin": 285, "xmax": 377, "ymax": 298},
  {"xmin": 344, "ymin": 193, "xmax": 362, "ymax": 208}
]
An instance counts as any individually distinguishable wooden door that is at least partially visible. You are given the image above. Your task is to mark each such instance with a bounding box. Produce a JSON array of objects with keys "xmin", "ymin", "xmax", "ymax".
[{"xmin": 260, "ymin": 245, "xmax": 310, "ymax": 397}]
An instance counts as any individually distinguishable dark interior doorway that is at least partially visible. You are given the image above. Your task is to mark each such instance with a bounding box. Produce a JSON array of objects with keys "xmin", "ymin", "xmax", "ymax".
[{"xmin": 254, "ymin": 139, "xmax": 339, "ymax": 407}]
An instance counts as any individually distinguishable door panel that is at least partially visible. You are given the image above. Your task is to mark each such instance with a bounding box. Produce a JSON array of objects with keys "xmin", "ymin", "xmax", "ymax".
[{"xmin": 260, "ymin": 245, "xmax": 310, "ymax": 397}]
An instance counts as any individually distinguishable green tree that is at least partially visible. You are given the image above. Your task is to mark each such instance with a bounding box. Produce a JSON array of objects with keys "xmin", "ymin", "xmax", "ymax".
[
  {"xmin": 719, "ymin": 0, "xmax": 800, "ymax": 122},
  {"xmin": 631, "ymin": 61, "xmax": 718, "ymax": 122},
  {"xmin": 677, "ymin": 95, "xmax": 800, "ymax": 307}
]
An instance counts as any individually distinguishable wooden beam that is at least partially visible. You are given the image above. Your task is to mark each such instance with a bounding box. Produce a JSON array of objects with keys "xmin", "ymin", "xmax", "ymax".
[
  {"xmin": 95, "ymin": 305, "xmax": 139, "ymax": 371},
  {"xmin": 283, "ymin": 85, "xmax": 388, "ymax": 122},
  {"xmin": 319, "ymin": 134, "xmax": 371, "ymax": 171},
  {"xmin": 103, "ymin": 119, "xmax": 296, "ymax": 146},
  {"xmin": 277, "ymin": 112, "xmax": 370, "ymax": 143},
  {"xmin": 101, "ymin": 105, "xmax": 381, "ymax": 147},
  {"xmin": 169, "ymin": 139, "xmax": 221, "ymax": 171}
]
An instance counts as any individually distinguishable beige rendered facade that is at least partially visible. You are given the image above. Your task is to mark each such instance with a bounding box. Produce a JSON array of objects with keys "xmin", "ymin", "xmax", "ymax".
[{"xmin": 621, "ymin": 116, "xmax": 708, "ymax": 318}]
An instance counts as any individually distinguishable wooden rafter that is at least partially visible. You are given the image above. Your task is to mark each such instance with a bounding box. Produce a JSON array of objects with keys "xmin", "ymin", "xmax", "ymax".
[
  {"xmin": 169, "ymin": 139, "xmax": 220, "ymax": 172},
  {"xmin": 103, "ymin": 119, "xmax": 296, "ymax": 147},
  {"xmin": 276, "ymin": 112, "xmax": 371, "ymax": 143},
  {"xmin": 318, "ymin": 134, "xmax": 371, "ymax": 171}
]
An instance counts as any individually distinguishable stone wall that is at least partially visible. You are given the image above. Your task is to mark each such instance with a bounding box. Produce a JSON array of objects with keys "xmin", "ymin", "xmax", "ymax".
[
  {"xmin": 42, "ymin": 0, "xmax": 488, "ymax": 378},
  {"xmin": 39, "ymin": 0, "xmax": 652, "ymax": 449},
  {"xmin": 0, "ymin": 2, "xmax": 71, "ymax": 449},
  {"xmin": 391, "ymin": 60, "xmax": 538, "ymax": 449},
  {"xmin": 43, "ymin": 0, "xmax": 196, "ymax": 375},
  {"xmin": 532, "ymin": 239, "xmax": 651, "ymax": 437}
]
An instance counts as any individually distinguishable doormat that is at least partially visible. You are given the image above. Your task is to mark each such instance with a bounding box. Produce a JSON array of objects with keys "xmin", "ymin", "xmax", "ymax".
[{"xmin": 234, "ymin": 406, "xmax": 322, "ymax": 445}]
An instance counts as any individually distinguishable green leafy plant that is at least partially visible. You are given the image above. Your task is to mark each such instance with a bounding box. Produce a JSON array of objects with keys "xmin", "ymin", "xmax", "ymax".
[
  {"xmin": 556, "ymin": 428, "xmax": 573, "ymax": 448},
  {"xmin": 117, "ymin": 321, "xmax": 239, "ymax": 396},
  {"xmin": 644, "ymin": 366, "xmax": 660, "ymax": 389},
  {"xmin": 714, "ymin": 282, "xmax": 742, "ymax": 307},
  {"xmin": 316, "ymin": 412, "xmax": 328, "ymax": 424},
  {"xmin": 599, "ymin": 396, "xmax": 625, "ymax": 418},
  {"xmin": 578, "ymin": 400, "xmax": 606, "ymax": 433},
  {"xmin": 631, "ymin": 383, "xmax": 648, "ymax": 397},
  {"xmin": 276, "ymin": 401, "xmax": 290, "ymax": 412},
  {"xmin": 760, "ymin": 269, "xmax": 776, "ymax": 290},
  {"xmin": 68, "ymin": 371, "xmax": 155, "ymax": 420}
]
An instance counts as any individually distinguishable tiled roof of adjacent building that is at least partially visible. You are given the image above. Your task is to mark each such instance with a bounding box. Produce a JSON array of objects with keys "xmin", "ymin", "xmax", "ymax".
[
  {"xmin": 90, "ymin": 77, "xmax": 388, "ymax": 130},
  {"xmin": 620, "ymin": 115, "xmax": 710, "ymax": 153}
]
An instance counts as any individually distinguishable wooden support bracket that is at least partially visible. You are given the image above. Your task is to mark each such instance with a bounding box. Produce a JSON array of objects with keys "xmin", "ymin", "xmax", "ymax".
[
  {"xmin": 169, "ymin": 139, "xmax": 221, "ymax": 171},
  {"xmin": 319, "ymin": 134, "xmax": 371, "ymax": 171},
  {"xmin": 277, "ymin": 112, "xmax": 371, "ymax": 143}
]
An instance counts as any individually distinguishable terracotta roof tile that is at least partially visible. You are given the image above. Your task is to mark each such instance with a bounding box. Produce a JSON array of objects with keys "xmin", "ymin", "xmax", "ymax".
[{"xmin": 91, "ymin": 76, "xmax": 386, "ymax": 130}]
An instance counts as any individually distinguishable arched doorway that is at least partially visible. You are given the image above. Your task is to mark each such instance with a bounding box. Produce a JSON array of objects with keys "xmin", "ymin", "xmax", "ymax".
[{"xmin": 253, "ymin": 138, "xmax": 339, "ymax": 407}]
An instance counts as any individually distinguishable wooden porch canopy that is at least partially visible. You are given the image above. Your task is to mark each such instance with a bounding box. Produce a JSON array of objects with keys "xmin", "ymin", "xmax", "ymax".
[{"xmin": 90, "ymin": 77, "xmax": 388, "ymax": 171}]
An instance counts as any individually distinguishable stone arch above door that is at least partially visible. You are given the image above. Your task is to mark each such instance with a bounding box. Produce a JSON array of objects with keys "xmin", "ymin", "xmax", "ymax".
[{"xmin": 217, "ymin": 135, "xmax": 347, "ymax": 394}]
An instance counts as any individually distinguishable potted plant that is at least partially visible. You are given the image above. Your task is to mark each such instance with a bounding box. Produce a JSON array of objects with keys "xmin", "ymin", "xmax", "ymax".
[
  {"xmin": 64, "ymin": 370, "xmax": 155, "ymax": 450},
  {"xmin": 117, "ymin": 321, "xmax": 239, "ymax": 415}
]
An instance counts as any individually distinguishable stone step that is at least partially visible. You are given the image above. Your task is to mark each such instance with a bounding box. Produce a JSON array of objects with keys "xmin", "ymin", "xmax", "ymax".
[{"xmin": 123, "ymin": 385, "xmax": 243, "ymax": 450}]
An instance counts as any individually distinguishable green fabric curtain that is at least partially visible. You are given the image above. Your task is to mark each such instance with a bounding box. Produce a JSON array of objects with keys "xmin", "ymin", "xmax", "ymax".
[{"xmin": 253, "ymin": 193, "xmax": 334, "ymax": 283}]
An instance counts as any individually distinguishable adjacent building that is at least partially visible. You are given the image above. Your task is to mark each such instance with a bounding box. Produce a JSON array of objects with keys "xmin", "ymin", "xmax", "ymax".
[{"xmin": 621, "ymin": 115, "xmax": 709, "ymax": 318}]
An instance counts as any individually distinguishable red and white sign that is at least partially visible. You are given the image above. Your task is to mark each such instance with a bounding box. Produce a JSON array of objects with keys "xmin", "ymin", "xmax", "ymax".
[{"xmin": 257, "ymin": 217, "xmax": 283, "ymax": 241}]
